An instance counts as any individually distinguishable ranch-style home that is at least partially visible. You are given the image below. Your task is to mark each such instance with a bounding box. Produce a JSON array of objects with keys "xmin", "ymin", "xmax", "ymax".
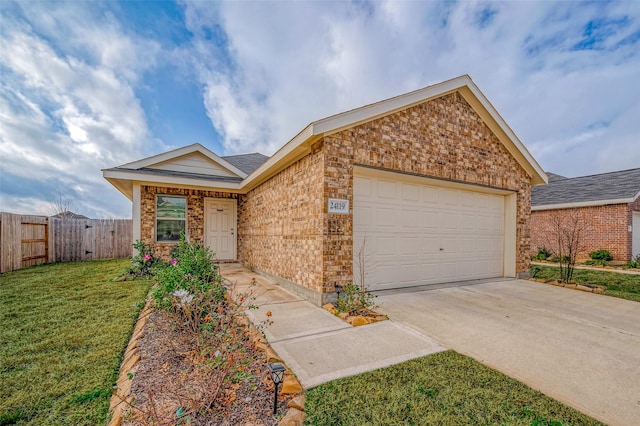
[
  {"xmin": 103, "ymin": 75, "xmax": 547, "ymax": 305},
  {"xmin": 531, "ymin": 168, "xmax": 640, "ymax": 261}
]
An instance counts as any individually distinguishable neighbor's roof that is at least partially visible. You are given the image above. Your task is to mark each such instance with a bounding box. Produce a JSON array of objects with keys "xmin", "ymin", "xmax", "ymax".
[
  {"xmin": 104, "ymin": 74, "xmax": 547, "ymax": 200},
  {"xmin": 532, "ymin": 168, "xmax": 640, "ymax": 210},
  {"xmin": 51, "ymin": 211, "xmax": 89, "ymax": 219}
]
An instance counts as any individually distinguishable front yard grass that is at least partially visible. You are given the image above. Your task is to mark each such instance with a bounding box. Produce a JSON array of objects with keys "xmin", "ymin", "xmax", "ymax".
[
  {"xmin": 531, "ymin": 265, "xmax": 640, "ymax": 302},
  {"xmin": 0, "ymin": 259, "xmax": 150, "ymax": 425},
  {"xmin": 305, "ymin": 350, "xmax": 602, "ymax": 425}
]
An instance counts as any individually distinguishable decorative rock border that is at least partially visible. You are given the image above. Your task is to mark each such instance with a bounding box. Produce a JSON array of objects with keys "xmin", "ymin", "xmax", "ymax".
[
  {"xmin": 528, "ymin": 278, "xmax": 605, "ymax": 294},
  {"xmin": 321, "ymin": 303, "xmax": 389, "ymax": 326},
  {"xmin": 108, "ymin": 300, "xmax": 153, "ymax": 426}
]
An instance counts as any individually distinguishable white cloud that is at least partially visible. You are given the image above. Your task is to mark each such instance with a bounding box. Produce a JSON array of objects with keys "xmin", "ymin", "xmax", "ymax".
[
  {"xmin": 1, "ymin": 0, "xmax": 639, "ymax": 219},
  {"xmin": 183, "ymin": 0, "xmax": 640, "ymax": 176},
  {"xmin": 0, "ymin": 2, "xmax": 161, "ymax": 217}
]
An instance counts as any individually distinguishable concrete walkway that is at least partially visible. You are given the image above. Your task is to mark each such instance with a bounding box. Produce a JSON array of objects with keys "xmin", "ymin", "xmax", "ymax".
[
  {"xmin": 377, "ymin": 279, "xmax": 640, "ymax": 426},
  {"xmin": 220, "ymin": 265, "xmax": 640, "ymax": 425},
  {"xmin": 219, "ymin": 264, "xmax": 444, "ymax": 388}
]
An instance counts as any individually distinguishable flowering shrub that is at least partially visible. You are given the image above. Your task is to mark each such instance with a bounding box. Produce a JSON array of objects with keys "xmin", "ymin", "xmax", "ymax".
[
  {"xmin": 128, "ymin": 240, "xmax": 160, "ymax": 277},
  {"xmin": 152, "ymin": 236, "xmax": 224, "ymax": 318}
]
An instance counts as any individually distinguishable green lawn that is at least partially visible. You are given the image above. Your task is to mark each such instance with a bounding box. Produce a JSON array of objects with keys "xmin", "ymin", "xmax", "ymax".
[
  {"xmin": 304, "ymin": 351, "xmax": 602, "ymax": 426},
  {"xmin": 0, "ymin": 259, "xmax": 150, "ymax": 425},
  {"xmin": 531, "ymin": 265, "xmax": 640, "ymax": 302}
]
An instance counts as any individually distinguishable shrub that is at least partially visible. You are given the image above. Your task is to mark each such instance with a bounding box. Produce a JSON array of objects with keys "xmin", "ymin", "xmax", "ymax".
[
  {"xmin": 128, "ymin": 240, "xmax": 160, "ymax": 277},
  {"xmin": 335, "ymin": 283, "xmax": 376, "ymax": 314},
  {"xmin": 533, "ymin": 247, "xmax": 552, "ymax": 261},
  {"xmin": 589, "ymin": 249, "xmax": 613, "ymax": 262},
  {"xmin": 152, "ymin": 236, "xmax": 224, "ymax": 314},
  {"xmin": 626, "ymin": 254, "xmax": 640, "ymax": 269}
]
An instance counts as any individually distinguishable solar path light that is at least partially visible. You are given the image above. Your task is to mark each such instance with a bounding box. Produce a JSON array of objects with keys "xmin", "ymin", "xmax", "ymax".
[{"xmin": 268, "ymin": 362, "xmax": 286, "ymax": 415}]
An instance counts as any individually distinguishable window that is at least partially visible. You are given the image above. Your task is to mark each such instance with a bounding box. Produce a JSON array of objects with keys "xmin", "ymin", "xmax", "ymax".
[{"xmin": 156, "ymin": 195, "xmax": 186, "ymax": 242}]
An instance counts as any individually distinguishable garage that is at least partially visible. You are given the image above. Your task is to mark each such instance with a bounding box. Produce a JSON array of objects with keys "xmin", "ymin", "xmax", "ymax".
[{"xmin": 353, "ymin": 167, "xmax": 517, "ymax": 290}]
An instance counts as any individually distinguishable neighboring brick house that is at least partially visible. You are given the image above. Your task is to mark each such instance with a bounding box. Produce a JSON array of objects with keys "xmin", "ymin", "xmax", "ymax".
[
  {"xmin": 531, "ymin": 168, "xmax": 640, "ymax": 261},
  {"xmin": 104, "ymin": 75, "xmax": 547, "ymax": 305}
]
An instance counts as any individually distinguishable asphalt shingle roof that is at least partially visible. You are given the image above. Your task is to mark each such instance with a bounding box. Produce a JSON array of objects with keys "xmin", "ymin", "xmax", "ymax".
[
  {"xmin": 532, "ymin": 168, "xmax": 640, "ymax": 207},
  {"xmin": 222, "ymin": 153, "xmax": 270, "ymax": 175}
]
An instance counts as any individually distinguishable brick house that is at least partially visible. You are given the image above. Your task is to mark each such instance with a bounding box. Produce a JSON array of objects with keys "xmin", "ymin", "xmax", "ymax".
[
  {"xmin": 531, "ymin": 168, "xmax": 640, "ymax": 261},
  {"xmin": 104, "ymin": 75, "xmax": 547, "ymax": 304}
]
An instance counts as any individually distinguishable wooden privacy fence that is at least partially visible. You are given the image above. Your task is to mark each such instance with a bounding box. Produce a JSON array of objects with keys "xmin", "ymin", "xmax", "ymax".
[{"xmin": 0, "ymin": 212, "xmax": 132, "ymax": 273}]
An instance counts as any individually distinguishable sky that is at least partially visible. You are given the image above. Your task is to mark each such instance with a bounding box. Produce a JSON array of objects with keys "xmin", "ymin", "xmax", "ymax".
[{"xmin": 1, "ymin": 1, "xmax": 639, "ymax": 219}]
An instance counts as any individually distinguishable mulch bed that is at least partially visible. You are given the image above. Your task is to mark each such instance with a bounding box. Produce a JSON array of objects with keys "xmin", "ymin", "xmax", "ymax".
[{"xmin": 122, "ymin": 309, "xmax": 292, "ymax": 425}]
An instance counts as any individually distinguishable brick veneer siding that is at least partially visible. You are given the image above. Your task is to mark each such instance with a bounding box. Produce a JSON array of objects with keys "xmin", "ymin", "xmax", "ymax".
[
  {"xmin": 140, "ymin": 185, "xmax": 241, "ymax": 259},
  {"xmin": 530, "ymin": 203, "xmax": 634, "ymax": 261},
  {"xmin": 318, "ymin": 92, "xmax": 532, "ymax": 293},
  {"xmin": 237, "ymin": 146, "xmax": 325, "ymax": 293}
]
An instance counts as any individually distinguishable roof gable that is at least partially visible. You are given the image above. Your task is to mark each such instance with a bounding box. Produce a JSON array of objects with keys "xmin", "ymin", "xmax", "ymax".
[
  {"xmin": 242, "ymin": 74, "xmax": 548, "ymax": 190},
  {"xmin": 532, "ymin": 168, "xmax": 640, "ymax": 209},
  {"xmin": 120, "ymin": 143, "xmax": 247, "ymax": 178}
]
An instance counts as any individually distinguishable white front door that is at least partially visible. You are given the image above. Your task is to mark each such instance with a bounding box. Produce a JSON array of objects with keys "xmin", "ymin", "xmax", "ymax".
[{"xmin": 204, "ymin": 199, "xmax": 236, "ymax": 260}]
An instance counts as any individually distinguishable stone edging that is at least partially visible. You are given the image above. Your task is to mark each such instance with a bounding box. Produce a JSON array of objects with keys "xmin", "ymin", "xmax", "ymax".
[
  {"xmin": 528, "ymin": 278, "xmax": 605, "ymax": 294},
  {"xmin": 245, "ymin": 320, "xmax": 306, "ymax": 425},
  {"xmin": 321, "ymin": 303, "xmax": 389, "ymax": 326},
  {"xmin": 108, "ymin": 300, "xmax": 153, "ymax": 426},
  {"xmin": 531, "ymin": 261, "xmax": 640, "ymax": 275}
]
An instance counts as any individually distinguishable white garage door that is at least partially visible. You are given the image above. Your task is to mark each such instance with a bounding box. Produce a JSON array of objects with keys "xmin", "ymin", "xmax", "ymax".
[{"xmin": 354, "ymin": 169, "xmax": 506, "ymax": 291}]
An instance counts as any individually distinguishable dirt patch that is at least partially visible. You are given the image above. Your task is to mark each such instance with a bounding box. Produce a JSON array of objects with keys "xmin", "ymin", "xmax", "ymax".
[{"xmin": 120, "ymin": 309, "xmax": 293, "ymax": 425}]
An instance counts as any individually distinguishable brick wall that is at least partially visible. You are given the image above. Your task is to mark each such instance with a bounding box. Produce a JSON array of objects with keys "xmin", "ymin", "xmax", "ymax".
[
  {"xmin": 530, "ymin": 203, "xmax": 632, "ymax": 261},
  {"xmin": 140, "ymin": 186, "xmax": 241, "ymax": 259},
  {"xmin": 319, "ymin": 92, "xmax": 532, "ymax": 291},
  {"xmin": 237, "ymin": 146, "xmax": 325, "ymax": 292}
]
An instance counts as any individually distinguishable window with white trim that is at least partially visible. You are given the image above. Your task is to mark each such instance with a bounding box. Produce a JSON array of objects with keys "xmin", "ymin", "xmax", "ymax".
[{"xmin": 156, "ymin": 195, "xmax": 186, "ymax": 242}]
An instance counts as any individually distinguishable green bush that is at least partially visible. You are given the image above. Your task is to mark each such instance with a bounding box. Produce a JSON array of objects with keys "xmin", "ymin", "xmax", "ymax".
[
  {"xmin": 335, "ymin": 283, "xmax": 376, "ymax": 314},
  {"xmin": 128, "ymin": 240, "xmax": 161, "ymax": 277},
  {"xmin": 626, "ymin": 254, "xmax": 640, "ymax": 269},
  {"xmin": 533, "ymin": 247, "xmax": 552, "ymax": 261},
  {"xmin": 589, "ymin": 249, "xmax": 613, "ymax": 261},
  {"xmin": 152, "ymin": 236, "xmax": 224, "ymax": 311}
]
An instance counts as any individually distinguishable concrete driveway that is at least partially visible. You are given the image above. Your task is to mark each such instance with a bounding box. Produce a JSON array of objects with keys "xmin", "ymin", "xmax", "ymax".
[{"xmin": 376, "ymin": 279, "xmax": 640, "ymax": 426}]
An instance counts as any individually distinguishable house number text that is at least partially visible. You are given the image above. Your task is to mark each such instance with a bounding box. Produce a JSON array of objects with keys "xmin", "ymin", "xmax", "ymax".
[{"xmin": 328, "ymin": 198, "xmax": 349, "ymax": 214}]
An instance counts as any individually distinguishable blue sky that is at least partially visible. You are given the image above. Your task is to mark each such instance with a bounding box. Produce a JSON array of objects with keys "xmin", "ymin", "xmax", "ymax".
[{"xmin": 1, "ymin": 1, "xmax": 639, "ymax": 218}]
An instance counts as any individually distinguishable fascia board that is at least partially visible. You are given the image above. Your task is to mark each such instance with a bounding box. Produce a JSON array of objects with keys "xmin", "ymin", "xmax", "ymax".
[
  {"xmin": 531, "ymin": 199, "xmax": 633, "ymax": 211},
  {"xmin": 457, "ymin": 83, "xmax": 548, "ymax": 186},
  {"xmin": 103, "ymin": 169, "xmax": 244, "ymax": 193},
  {"xmin": 240, "ymin": 125, "xmax": 316, "ymax": 190},
  {"xmin": 312, "ymin": 76, "xmax": 467, "ymax": 135}
]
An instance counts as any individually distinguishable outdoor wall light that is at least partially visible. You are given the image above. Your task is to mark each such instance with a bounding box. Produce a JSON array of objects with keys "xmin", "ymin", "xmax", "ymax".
[{"xmin": 268, "ymin": 362, "xmax": 286, "ymax": 414}]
